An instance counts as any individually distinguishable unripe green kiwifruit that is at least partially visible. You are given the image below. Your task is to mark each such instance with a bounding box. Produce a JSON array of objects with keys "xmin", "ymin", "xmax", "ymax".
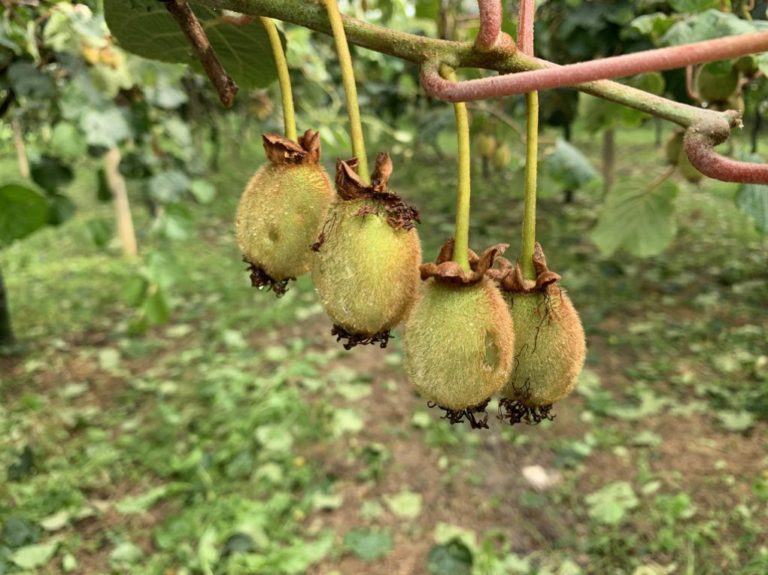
[
  {"xmin": 405, "ymin": 278, "xmax": 514, "ymax": 413},
  {"xmin": 492, "ymin": 142, "xmax": 512, "ymax": 171},
  {"xmin": 495, "ymin": 244, "xmax": 586, "ymax": 425},
  {"xmin": 235, "ymin": 131, "xmax": 334, "ymax": 294},
  {"xmin": 735, "ymin": 55, "xmax": 758, "ymax": 77},
  {"xmin": 664, "ymin": 130, "xmax": 684, "ymax": 166},
  {"xmin": 696, "ymin": 61, "xmax": 740, "ymax": 103},
  {"xmin": 677, "ymin": 146, "xmax": 703, "ymax": 184},
  {"xmin": 476, "ymin": 134, "xmax": 498, "ymax": 159},
  {"xmin": 311, "ymin": 154, "xmax": 421, "ymax": 347},
  {"xmin": 501, "ymin": 289, "xmax": 585, "ymax": 407}
]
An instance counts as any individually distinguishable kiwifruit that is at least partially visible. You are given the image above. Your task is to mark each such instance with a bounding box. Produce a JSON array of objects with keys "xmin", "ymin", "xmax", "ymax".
[
  {"xmin": 677, "ymin": 146, "xmax": 703, "ymax": 184},
  {"xmin": 696, "ymin": 61, "xmax": 740, "ymax": 104},
  {"xmin": 235, "ymin": 130, "xmax": 334, "ymax": 296},
  {"xmin": 404, "ymin": 241, "xmax": 514, "ymax": 428},
  {"xmin": 735, "ymin": 55, "xmax": 758, "ymax": 77},
  {"xmin": 664, "ymin": 130, "xmax": 684, "ymax": 166},
  {"xmin": 476, "ymin": 133, "xmax": 498, "ymax": 158},
  {"xmin": 492, "ymin": 142, "xmax": 512, "ymax": 171},
  {"xmin": 495, "ymin": 244, "xmax": 586, "ymax": 425},
  {"xmin": 311, "ymin": 154, "xmax": 421, "ymax": 349}
]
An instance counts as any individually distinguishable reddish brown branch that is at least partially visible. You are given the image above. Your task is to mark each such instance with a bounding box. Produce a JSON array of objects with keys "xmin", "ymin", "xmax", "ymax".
[
  {"xmin": 475, "ymin": 0, "xmax": 502, "ymax": 51},
  {"xmin": 517, "ymin": 0, "xmax": 535, "ymax": 56},
  {"xmin": 421, "ymin": 32, "xmax": 768, "ymax": 101},
  {"xmin": 685, "ymin": 119, "xmax": 768, "ymax": 184},
  {"xmin": 161, "ymin": 0, "xmax": 239, "ymax": 107}
]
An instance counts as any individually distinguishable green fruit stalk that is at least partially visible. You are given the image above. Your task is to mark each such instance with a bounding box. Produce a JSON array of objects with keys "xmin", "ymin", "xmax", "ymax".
[
  {"xmin": 235, "ymin": 130, "xmax": 334, "ymax": 296},
  {"xmin": 312, "ymin": 153, "xmax": 421, "ymax": 349},
  {"xmin": 404, "ymin": 241, "xmax": 514, "ymax": 428},
  {"xmin": 494, "ymin": 244, "xmax": 586, "ymax": 425}
]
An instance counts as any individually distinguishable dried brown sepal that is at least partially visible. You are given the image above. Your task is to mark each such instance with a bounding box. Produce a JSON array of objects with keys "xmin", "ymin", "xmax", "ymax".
[
  {"xmin": 495, "ymin": 242, "xmax": 562, "ymax": 294},
  {"xmin": 245, "ymin": 260, "xmax": 293, "ymax": 297},
  {"xmin": 419, "ymin": 238, "xmax": 509, "ymax": 287},
  {"xmin": 427, "ymin": 398, "xmax": 491, "ymax": 429},
  {"xmin": 263, "ymin": 129, "xmax": 321, "ymax": 166},
  {"xmin": 331, "ymin": 324, "xmax": 392, "ymax": 350},
  {"xmin": 334, "ymin": 154, "xmax": 420, "ymax": 230},
  {"xmin": 497, "ymin": 397, "xmax": 555, "ymax": 426}
]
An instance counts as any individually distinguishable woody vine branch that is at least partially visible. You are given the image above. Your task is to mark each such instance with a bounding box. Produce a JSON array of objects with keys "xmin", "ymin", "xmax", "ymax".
[{"xmin": 189, "ymin": 0, "xmax": 768, "ymax": 184}]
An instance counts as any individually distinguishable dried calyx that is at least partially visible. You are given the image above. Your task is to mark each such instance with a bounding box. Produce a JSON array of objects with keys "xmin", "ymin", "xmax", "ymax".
[
  {"xmin": 493, "ymin": 243, "xmax": 586, "ymax": 426},
  {"xmin": 405, "ymin": 239, "xmax": 515, "ymax": 429},
  {"xmin": 311, "ymin": 153, "xmax": 422, "ymax": 349},
  {"xmin": 235, "ymin": 129, "xmax": 334, "ymax": 296}
]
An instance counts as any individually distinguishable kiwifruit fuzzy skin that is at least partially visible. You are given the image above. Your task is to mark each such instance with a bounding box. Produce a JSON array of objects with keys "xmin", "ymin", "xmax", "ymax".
[
  {"xmin": 697, "ymin": 62, "xmax": 739, "ymax": 103},
  {"xmin": 665, "ymin": 131, "xmax": 683, "ymax": 166},
  {"xmin": 502, "ymin": 288, "xmax": 585, "ymax": 406},
  {"xmin": 236, "ymin": 162, "xmax": 333, "ymax": 280},
  {"xmin": 312, "ymin": 199, "xmax": 420, "ymax": 335},
  {"xmin": 404, "ymin": 279, "xmax": 514, "ymax": 410},
  {"xmin": 677, "ymin": 147, "xmax": 703, "ymax": 184}
]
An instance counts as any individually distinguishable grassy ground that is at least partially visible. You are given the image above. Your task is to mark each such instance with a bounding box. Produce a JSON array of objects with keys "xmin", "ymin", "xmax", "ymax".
[{"xmin": 1, "ymin": 124, "xmax": 767, "ymax": 575}]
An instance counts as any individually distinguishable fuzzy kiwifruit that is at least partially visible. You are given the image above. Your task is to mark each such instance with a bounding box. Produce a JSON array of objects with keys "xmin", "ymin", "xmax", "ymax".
[
  {"xmin": 235, "ymin": 131, "xmax": 334, "ymax": 295},
  {"xmin": 696, "ymin": 61, "xmax": 740, "ymax": 104},
  {"xmin": 311, "ymin": 154, "xmax": 421, "ymax": 348},
  {"xmin": 405, "ymin": 242, "xmax": 514, "ymax": 428},
  {"xmin": 664, "ymin": 130, "xmax": 684, "ymax": 166},
  {"xmin": 677, "ymin": 146, "xmax": 703, "ymax": 184},
  {"xmin": 495, "ymin": 244, "xmax": 586, "ymax": 425},
  {"xmin": 492, "ymin": 142, "xmax": 512, "ymax": 171},
  {"xmin": 476, "ymin": 134, "xmax": 498, "ymax": 159}
]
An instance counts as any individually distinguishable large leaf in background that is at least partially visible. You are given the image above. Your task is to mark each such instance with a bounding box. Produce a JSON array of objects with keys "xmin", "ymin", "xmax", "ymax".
[
  {"xmin": 591, "ymin": 179, "xmax": 679, "ymax": 258},
  {"xmin": 0, "ymin": 184, "xmax": 49, "ymax": 248},
  {"xmin": 543, "ymin": 139, "xmax": 599, "ymax": 192},
  {"xmin": 662, "ymin": 9, "xmax": 756, "ymax": 45},
  {"xmin": 736, "ymin": 184, "xmax": 768, "ymax": 234},
  {"xmin": 104, "ymin": 0, "xmax": 278, "ymax": 90}
]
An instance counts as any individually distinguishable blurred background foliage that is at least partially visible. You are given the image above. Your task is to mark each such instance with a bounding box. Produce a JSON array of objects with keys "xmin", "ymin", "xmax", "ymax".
[{"xmin": 1, "ymin": 1, "xmax": 767, "ymax": 574}]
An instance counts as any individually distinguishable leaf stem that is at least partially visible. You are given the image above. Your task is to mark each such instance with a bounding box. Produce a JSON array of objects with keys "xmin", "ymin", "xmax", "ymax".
[
  {"xmin": 324, "ymin": 0, "xmax": 369, "ymax": 183},
  {"xmin": 520, "ymin": 92, "xmax": 539, "ymax": 281},
  {"xmin": 441, "ymin": 65, "xmax": 471, "ymax": 273},
  {"xmin": 260, "ymin": 17, "xmax": 297, "ymax": 141}
]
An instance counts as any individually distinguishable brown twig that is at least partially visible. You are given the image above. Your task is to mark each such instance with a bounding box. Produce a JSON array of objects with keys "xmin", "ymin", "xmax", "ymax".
[
  {"xmin": 685, "ymin": 118, "xmax": 768, "ymax": 183},
  {"xmin": 160, "ymin": 0, "xmax": 239, "ymax": 107},
  {"xmin": 517, "ymin": 0, "xmax": 535, "ymax": 56},
  {"xmin": 475, "ymin": 0, "xmax": 502, "ymax": 51},
  {"xmin": 421, "ymin": 32, "xmax": 768, "ymax": 101}
]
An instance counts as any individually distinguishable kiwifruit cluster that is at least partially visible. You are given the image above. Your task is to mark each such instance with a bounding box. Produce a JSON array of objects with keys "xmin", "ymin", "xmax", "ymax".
[
  {"xmin": 403, "ymin": 240, "xmax": 586, "ymax": 428},
  {"xmin": 236, "ymin": 141, "xmax": 586, "ymax": 429}
]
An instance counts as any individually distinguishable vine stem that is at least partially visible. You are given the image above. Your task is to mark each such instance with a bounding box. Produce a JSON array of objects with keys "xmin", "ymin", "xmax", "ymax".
[
  {"xmin": 442, "ymin": 65, "xmax": 471, "ymax": 273},
  {"xmin": 260, "ymin": 17, "xmax": 297, "ymax": 141},
  {"xmin": 324, "ymin": 0, "xmax": 369, "ymax": 183},
  {"xmin": 519, "ymin": 0, "xmax": 538, "ymax": 281}
]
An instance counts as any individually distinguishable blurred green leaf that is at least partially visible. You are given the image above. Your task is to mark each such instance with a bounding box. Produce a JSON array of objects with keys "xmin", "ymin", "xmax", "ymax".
[
  {"xmin": 591, "ymin": 179, "xmax": 678, "ymax": 257},
  {"xmin": 384, "ymin": 490, "xmax": 422, "ymax": 520},
  {"xmin": 343, "ymin": 529, "xmax": 392, "ymax": 561},
  {"xmin": 0, "ymin": 183, "xmax": 49, "ymax": 248},
  {"xmin": 735, "ymin": 160, "xmax": 768, "ymax": 233},
  {"xmin": 544, "ymin": 138, "xmax": 599, "ymax": 190},
  {"xmin": 190, "ymin": 179, "xmax": 216, "ymax": 204},
  {"xmin": 104, "ymin": 0, "xmax": 279, "ymax": 90},
  {"xmin": 427, "ymin": 539, "xmax": 473, "ymax": 575},
  {"xmin": 586, "ymin": 481, "xmax": 639, "ymax": 525},
  {"xmin": 11, "ymin": 542, "xmax": 58, "ymax": 569}
]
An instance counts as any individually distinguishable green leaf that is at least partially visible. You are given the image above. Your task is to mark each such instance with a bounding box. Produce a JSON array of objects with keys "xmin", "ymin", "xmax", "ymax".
[
  {"xmin": 343, "ymin": 529, "xmax": 393, "ymax": 561},
  {"xmin": 143, "ymin": 288, "xmax": 171, "ymax": 325},
  {"xmin": 116, "ymin": 483, "xmax": 189, "ymax": 514},
  {"xmin": 148, "ymin": 170, "xmax": 189, "ymax": 203},
  {"xmin": 104, "ymin": 0, "xmax": 279, "ymax": 90},
  {"xmin": 384, "ymin": 490, "xmax": 422, "ymax": 520},
  {"xmin": 735, "ymin": 159, "xmax": 768, "ymax": 233},
  {"xmin": 50, "ymin": 122, "xmax": 88, "ymax": 161},
  {"xmin": 585, "ymin": 481, "xmax": 639, "ymax": 525},
  {"xmin": 591, "ymin": 180, "xmax": 679, "ymax": 258},
  {"xmin": 189, "ymin": 179, "xmax": 216, "ymax": 204},
  {"xmin": 717, "ymin": 410, "xmax": 755, "ymax": 432},
  {"xmin": 86, "ymin": 218, "xmax": 113, "ymax": 249},
  {"xmin": 544, "ymin": 139, "xmax": 599, "ymax": 190},
  {"xmin": 123, "ymin": 275, "xmax": 149, "ymax": 307},
  {"xmin": 670, "ymin": 0, "xmax": 721, "ymax": 13},
  {"xmin": 11, "ymin": 542, "xmax": 58, "ymax": 569},
  {"xmin": 427, "ymin": 539, "xmax": 473, "ymax": 575},
  {"xmin": 663, "ymin": 9, "xmax": 755, "ymax": 45},
  {"xmin": 109, "ymin": 541, "xmax": 143, "ymax": 567},
  {"xmin": 416, "ymin": 0, "xmax": 440, "ymax": 19},
  {"xmin": 0, "ymin": 184, "xmax": 49, "ymax": 248},
  {"xmin": 7, "ymin": 60, "xmax": 55, "ymax": 99},
  {"xmin": 80, "ymin": 108, "xmax": 132, "ymax": 148},
  {"xmin": 47, "ymin": 194, "xmax": 76, "ymax": 226}
]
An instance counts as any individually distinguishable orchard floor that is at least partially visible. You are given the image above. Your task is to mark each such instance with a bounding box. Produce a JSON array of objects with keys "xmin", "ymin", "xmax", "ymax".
[{"xmin": 1, "ymin": 128, "xmax": 767, "ymax": 575}]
